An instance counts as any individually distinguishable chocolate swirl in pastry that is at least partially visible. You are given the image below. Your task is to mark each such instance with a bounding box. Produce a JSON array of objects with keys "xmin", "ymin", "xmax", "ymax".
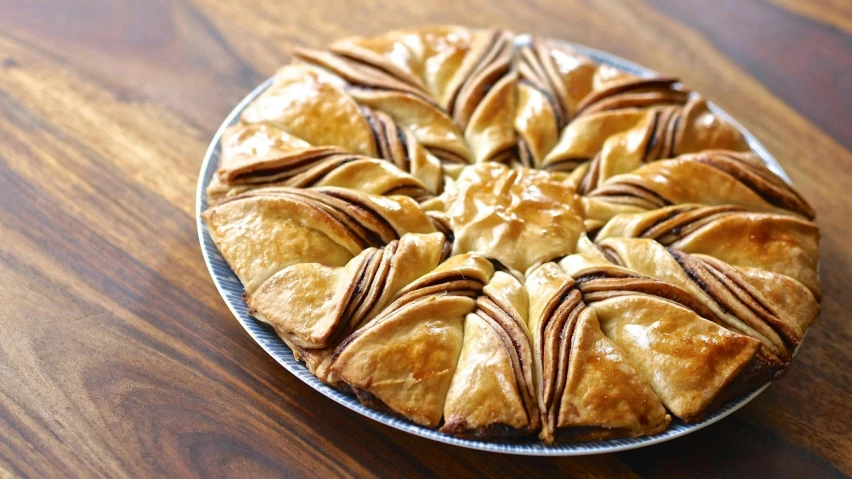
[
  {"xmin": 557, "ymin": 250, "xmax": 762, "ymax": 422},
  {"xmin": 595, "ymin": 238, "xmax": 818, "ymax": 371},
  {"xmin": 514, "ymin": 38, "xmax": 695, "ymax": 171},
  {"xmin": 218, "ymin": 64, "xmax": 443, "ymax": 196},
  {"xmin": 202, "ymin": 187, "xmax": 436, "ymax": 294},
  {"xmin": 248, "ymin": 232, "xmax": 448, "ymax": 381},
  {"xmin": 294, "ymin": 47, "xmax": 434, "ymax": 104},
  {"xmin": 425, "ymin": 210, "xmax": 454, "ymax": 242},
  {"xmin": 301, "ymin": 28, "xmax": 520, "ymax": 164},
  {"xmin": 442, "ymin": 272, "xmax": 540, "ymax": 439},
  {"xmin": 328, "ymin": 30, "xmax": 427, "ymax": 90},
  {"xmin": 206, "ymin": 123, "xmax": 434, "ymax": 203},
  {"xmin": 350, "ymin": 27, "xmax": 515, "ymax": 164},
  {"xmin": 210, "ymin": 153, "xmax": 433, "ymax": 204},
  {"xmin": 200, "ymin": 26, "xmax": 821, "ymax": 445},
  {"xmin": 685, "ymin": 150, "xmax": 815, "ymax": 217},
  {"xmin": 513, "ymin": 39, "xmax": 599, "ymax": 168},
  {"xmin": 548, "ymin": 97, "xmax": 749, "ymax": 193},
  {"xmin": 296, "ymin": 28, "xmax": 474, "ymax": 165},
  {"xmin": 573, "ymin": 103, "xmax": 684, "ymax": 194},
  {"xmin": 574, "ymin": 77, "xmax": 688, "ymax": 118},
  {"xmin": 358, "ymin": 106, "xmax": 444, "ymax": 193},
  {"xmin": 514, "ymin": 42, "xmax": 696, "ymax": 171},
  {"xmin": 381, "ymin": 253, "xmax": 495, "ymax": 310},
  {"xmin": 595, "ymin": 204, "xmax": 821, "ymax": 297},
  {"xmin": 295, "ymin": 46, "xmax": 470, "ymax": 165},
  {"xmin": 541, "ymin": 81, "xmax": 689, "ymax": 173},
  {"xmin": 584, "ymin": 150, "xmax": 816, "ymax": 227},
  {"xmin": 211, "ymin": 123, "xmax": 344, "ymax": 186},
  {"xmin": 525, "ymin": 263, "xmax": 670, "ymax": 442},
  {"xmin": 353, "ymin": 89, "xmax": 473, "ymax": 165},
  {"xmin": 442, "ymin": 29, "xmax": 517, "ymax": 163},
  {"xmin": 327, "ymin": 254, "xmax": 494, "ymax": 427}
]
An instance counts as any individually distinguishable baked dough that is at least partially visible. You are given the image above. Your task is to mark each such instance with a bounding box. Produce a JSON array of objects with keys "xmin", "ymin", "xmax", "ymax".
[{"xmin": 202, "ymin": 26, "xmax": 820, "ymax": 444}]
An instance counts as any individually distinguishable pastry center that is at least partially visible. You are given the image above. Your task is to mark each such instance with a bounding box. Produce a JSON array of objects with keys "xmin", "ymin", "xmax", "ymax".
[{"xmin": 435, "ymin": 163, "xmax": 586, "ymax": 272}]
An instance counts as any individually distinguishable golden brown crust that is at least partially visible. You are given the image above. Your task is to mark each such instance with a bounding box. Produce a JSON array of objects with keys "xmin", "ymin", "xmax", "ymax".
[
  {"xmin": 431, "ymin": 163, "xmax": 585, "ymax": 272},
  {"xmin": 584, "ymin": 150, "xmax": 815, "ymax": 225},
  {"xmin": 248, "ymin": 232, "xmax": 447, "ymax": 350},
  {"xmin": 201, "ymin": 25, "xmax": 820, "ymax": 445},
  {"xmin": 514, "ymin": 38, "xmax": 598, "ymax": 167},
  {"xmin": 202, "ymin": 193, "xmax": 356, "ymax": 294},
  {"xmin": 330, "ymin": 294, "xmax": 472, "ymax": 427},
  {"xmin": 597, "ymin": 238, "xmax": 818, "ymax": 370},
  {"xmin": 590, "ymin": 294, "xmax": 760, "ymax": 422},
  {"xmin": 441, "ymin": 272, "xmax": 540, "ymax": 438},
  {"xmin": 595, "ymin": 204, "xmax": 821, "ymax": 297},
  {"xmin": 525, "ymin": 263, "xmax": 670, "ymax": 444}
]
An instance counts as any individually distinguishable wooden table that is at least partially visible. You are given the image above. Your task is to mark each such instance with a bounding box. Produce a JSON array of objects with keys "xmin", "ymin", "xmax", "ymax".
[{"xmin": 2, "ymin": 1, "xmax": 850, "ymax": 477}]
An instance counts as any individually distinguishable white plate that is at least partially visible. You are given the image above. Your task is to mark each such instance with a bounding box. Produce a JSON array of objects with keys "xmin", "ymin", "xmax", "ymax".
[{"xmin": 197, "ymin": 38, "xmax": 790, "ymax": 455}]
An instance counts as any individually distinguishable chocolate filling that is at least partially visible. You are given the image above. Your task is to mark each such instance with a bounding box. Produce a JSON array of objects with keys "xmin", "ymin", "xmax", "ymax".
[
  {"xmin": 425, "ymin": 146, "xmax": 470, "ymax": 165},
  {"xmin": 446, "ymin": 30, "xmax": 508, "ymax": 121},
  {"xmin": 476, "ymin": 297, "xmax": 537, "ymax": 428},
  {"xmin": 578, "ymin": 90, "xmax": 689, "ymax": 118},
  {"xmin": 441, "ymin": 420, "xmax": 534, "ymax": 440},
  {"xmin": 542, "ymin": 293, "xmax": 584, "ymax": 437},
  {"xmin": 517, "ymin": 137, "xmax": 535, "ymax": 168},
  {"xmin": 284, "ymin": 156, "xmax": 361, "ymax": 188},
  {"xmin": 667, "ymin": 248, "xmax": 797, "ymax": 362},
  {"xmin": 227, "ymin": 150, "xmax": 341, "ymax": 183},
  {"xmin": 588, "ymin": 180, "xmax": 672, "ymax": 210},
  {"xmin": 278, "ymin": 190, "xmax": 386, "ymax": 248},
  {"xmin": 360, "ymin": 106, "xmax": 388, "ymax": 159},
  {"xmin": 331, "ymin": 49, "xmax": 424, "ymax": 90},
  {"xmin": 638, "ymin": 205, "xmax": 746, "ymax": 242},
  {"xmin": 689, "ymin": 151, "xmax": 815, "ymax": 218},
  {"xmin": 578, "ymin": 277, "xmax": 718, "ymax": 321},
  {"xmin": 323, "ymin": 188, "xmax": 405, "ymax": 240},
  {"xmin": 578, "ymin": 153, "xmax": 602, "ymax": 194},
  {"xmin": 642, "ymin": 110, "xmax": 662, "ymax": 162},
  {"xmin": 517, "ymin": 42, "xmax": 568, "ymax": 127},
  {"xmin": 295, "ymin": 47, "xmax": 434, "ymax": 105},
  {"xmin": 543, "ymin": 157, "xmax": 589, "ymax": 173},
  {"xmin": 395, "ymin": 124, "xmax": 412, "ymax": 173},
  {"xmin": 574, "ymin": 77, "xmax": 682, "ymax": 116}
]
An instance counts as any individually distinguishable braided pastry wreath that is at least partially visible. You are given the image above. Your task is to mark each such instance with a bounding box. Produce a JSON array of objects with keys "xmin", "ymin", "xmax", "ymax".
[{"xmin": 202, "ymin": 26, "xmax": 820, "ymax": 444}]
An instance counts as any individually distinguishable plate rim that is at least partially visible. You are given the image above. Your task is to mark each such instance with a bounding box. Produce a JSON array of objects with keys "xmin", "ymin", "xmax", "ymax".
[{"xmin": 195, "ymin": 39, "xmax": 789, "ymax": 456}]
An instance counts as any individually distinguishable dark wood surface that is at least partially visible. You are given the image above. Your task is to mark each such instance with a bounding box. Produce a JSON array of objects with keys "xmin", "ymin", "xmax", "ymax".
[{"xmin": 1, "ymin": 1, "xmax": 850, "ymax": 477}]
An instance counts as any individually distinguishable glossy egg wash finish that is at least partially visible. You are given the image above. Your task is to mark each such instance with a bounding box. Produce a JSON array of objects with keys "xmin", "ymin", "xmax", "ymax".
[{"xmin": 197, "ymin": 35, "xmax": 801, "ymax": 456}]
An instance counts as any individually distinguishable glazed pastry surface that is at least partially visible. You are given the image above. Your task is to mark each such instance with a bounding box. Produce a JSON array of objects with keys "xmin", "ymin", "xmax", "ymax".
[{"xmin": 202, "ymin": 26, "xmax": 819, "ymax": 444}]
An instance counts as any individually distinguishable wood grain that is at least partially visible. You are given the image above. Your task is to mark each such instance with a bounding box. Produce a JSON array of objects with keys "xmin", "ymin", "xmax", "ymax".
[{"xmin": 0, "ymin": 0, "xmax": 850, "ymax": 477}]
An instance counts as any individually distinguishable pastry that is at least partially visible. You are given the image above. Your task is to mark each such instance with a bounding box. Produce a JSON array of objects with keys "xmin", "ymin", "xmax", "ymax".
[
  {"xmin": 557, "ymin": 246, "xmax": 763, "ymax": 422},
  {"xmin": 525, "ymin": 263, "xmax": 670, "ymax": 443},
  {"xmin": 441, "ymin": 272, "xmax": 540, "ymax": 438},
  {"xmin": 202, "ymin": 26, "xmax": 820, "ymax": 445},
  {"xmin": 592, "ymin": 237, "xmax": 818, "ymax": 370},
  {"xmin": 594, "ymin": 204, "xmax": 821, "ymax": 297},
  {"xmin": 329, "ymin": 253, "xmax": 493, "ymax": 427},
  {"xmin": 423, "ymin": 162, "xmax": 585, "ymax": 272},
  {"xmin": 202, "ymin": 187, "xmax": 437, "ymax": 293},
  {"xmin": 248, "ymin": 232, "xmax": 449, "ymax": 381},
  {"xmin": 582, "ymin": 150, "xmax": 816, "ymax": 228}
]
